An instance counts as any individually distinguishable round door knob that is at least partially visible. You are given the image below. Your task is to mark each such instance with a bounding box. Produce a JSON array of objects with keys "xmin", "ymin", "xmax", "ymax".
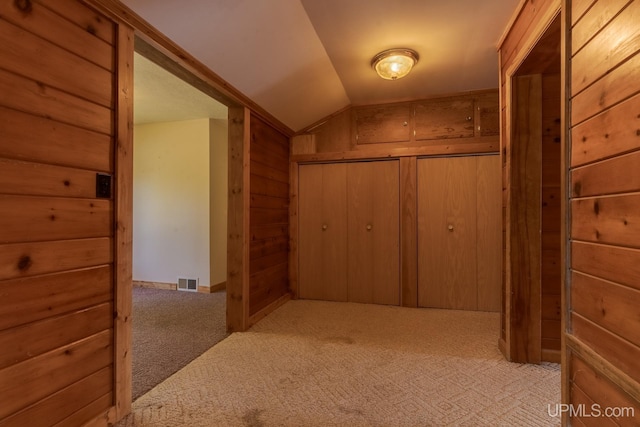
[
  {"xmin": 322, "ymin": 224, "xmax": 328, "ymax": 231},
  {"xmin": 366, "ymin": 224, "xmax": 373, "ymax": 231},
  {"xmin": 448, "ymin": 224, "xmax": 454, "ymax": 231}
]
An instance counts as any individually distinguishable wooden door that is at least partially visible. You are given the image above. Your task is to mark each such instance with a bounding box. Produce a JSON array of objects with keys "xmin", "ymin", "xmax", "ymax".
[
  {"xmin": 347, "ymin": 161, "xmax": 400, "ymax": 305},
  {"xmin": 0, "ymin": 1, "xmax": 131, "ymax": 425},
  {"xmin": 418, "ymin": 156, "xmax": 477, "ymax": 310},
  {"xmin": 298, "ymin": 163, "xmax": 348, "ymax": 301}
]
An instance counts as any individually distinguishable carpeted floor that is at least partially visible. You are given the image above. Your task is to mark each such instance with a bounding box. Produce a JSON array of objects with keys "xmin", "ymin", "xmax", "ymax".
[
  {"xmin": 120, "ymin": 300, "xmax": 560, "ymax": 426},
  {"xmin": 132, "ymin": 287, "xmax": 228, "ymax": 400}
]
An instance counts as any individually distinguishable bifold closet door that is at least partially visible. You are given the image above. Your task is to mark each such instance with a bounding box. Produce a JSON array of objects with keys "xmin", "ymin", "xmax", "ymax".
[
  {"xmin": 347, "ymin": 161, "xmax": 400, "ymax": 305},
  {"xmin": 298, "ymin": 163, "xmax": 348, "ymax": 301},
  {"xmin": 418, "ymin": 156, "xmax": 477, "ymax": 310}
]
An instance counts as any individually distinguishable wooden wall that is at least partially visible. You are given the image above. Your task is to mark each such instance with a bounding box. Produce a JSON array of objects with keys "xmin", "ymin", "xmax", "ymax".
[
  {"xmin": 567, "ymin": 0, "xmax": 640, "ymax": 421},
  {"xmin": 248, "ymin": 114, "xmax": 291, "ymax": 317},
  {"xmin": 0, "ymin": 0, "xmax": 132, "ymax": 424}
]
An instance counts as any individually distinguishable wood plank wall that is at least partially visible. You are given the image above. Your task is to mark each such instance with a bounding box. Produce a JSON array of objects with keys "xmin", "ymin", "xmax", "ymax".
[
  {"xmin": 567, "ymin": 0, "xmax": 640, "ymax": 421},
  {"xmin": 248, "ymin": 114, "xmax": 291, "ymax": 318},
  {"xmin": 0, "ymin": 0, "xmax": 119, "ymax": 424}
]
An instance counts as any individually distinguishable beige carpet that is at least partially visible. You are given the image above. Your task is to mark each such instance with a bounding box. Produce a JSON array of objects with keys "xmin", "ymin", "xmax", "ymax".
[{"xmin": 117, "ymin": 300, "xmax": 560, "ymax": 426}]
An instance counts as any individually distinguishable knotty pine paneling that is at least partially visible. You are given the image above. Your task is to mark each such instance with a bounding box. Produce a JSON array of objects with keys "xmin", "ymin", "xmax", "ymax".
[
  {"xmin": 0, "ymin": 237, "xmax": 112, "ymax": 280},
  {"xmin": 0, "ymin": 330, "xmax": 113, "ymax": 420},
  {"xmin": 249, "ymin": 114, "xmax": 290, "ymax": 316},
  {"xmin": 0, "ymin": 1, "xmax": 119, "ymax": 424},
  {"xmin": 569, "ymin": 0, "xmax": 640, "ymax": 414},
  {"xmin": 0, "ymin": 367, "xmax": 113, "ymax": 427},
  {"xmin": 0, "ymin": 18, "xmax": 113, "ymax": 108}
]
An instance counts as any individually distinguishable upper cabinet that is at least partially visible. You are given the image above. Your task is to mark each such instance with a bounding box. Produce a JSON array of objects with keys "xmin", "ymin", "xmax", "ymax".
[
  {"xmin": 353, "ymin": 91, "xmax": 499, "ymax": 146},
  {"xmin": 292, "ymin": 89, "xmax": 499, "ymax": 159}
]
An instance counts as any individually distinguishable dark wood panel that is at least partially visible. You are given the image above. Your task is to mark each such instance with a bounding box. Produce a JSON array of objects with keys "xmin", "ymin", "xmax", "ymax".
[
  {"xmin": 0, "ymin": 237, "xmax": 112, "ymax": 280},
  {"xmin": 0, "ymin": 367, "xmax": 113, "ymax": 427},
  {"xmin": 572, "ymin": 195, "xmax": 640, "ymax": 249},
  {"xmin": 572, "ymin": 150, "xmax": 640, "ymax": 197},
  {"xmin": 0, "ymin": 70, "xmax": 113, "ymax": 135},
  {"xmin": 542, "ymin": 294, "xmax": 561, "ymax": 320},
  {"xmin": 54, "ymin": 393, "xmax": 112, "ymax": 427},
  {"xmin": 571, "ymin": 1, "xmax": 640, "ymax": 96},
  {"xmin": 249, "ymin": 207, "xmax": 288, "ymax": 226},
  {"xmin": 250, "ymin": 160, "xmax": 289, "ymax": 184},
  {"xmin": 250, "ymin": 174, "xmax": 289, "ymax": 199},
  {"xmin": 0, "ymin": 1, "xmax": 113, "ymax": 70},
  {"xmin": 0, "ymin": 159, "xmax": 104, "ymax": 198},
  {"xmin": 0, "ymin": 266, "xmax": 113, "ymax": 330},
  {"xmin": 542, "ymin": 319, "xmax": 561, "ymax": 340},
  {"xmin": 250, "ymin": 224, "xmax": 289, "ymax": 242},
  {"xmin": 249, "ymin": 264, "xmax": 288, "ymax": 316},
  {"xmin": 0, "ymin": 303, "xmax": 112, "ymax": 369},
  {"xmin": 250, "ymin": 194, "xmax": 289, "ymax": 210},
  {"xmin": 36, "ymin": 0, "xmax": 115, "ymax": 45},
  {"xmin": 572, "ymin": 313, "xmax": 640, "ymax": 384},
  {"xmin": 0, "ymin": 196, "xmax": 112, "ymax": 244},
  {"xmin": 0, "ymin": 19, "xmax": 112, "ymax": 108},
  {"xmin": 477, "ymin": 92, "xmax": 500, "ymax": 136},
  {"xmin": 572, "ymin": 271, "xmax": 640, "ymax": 348},
  {"xmin": 250, "ymin": 235, "xmax": 289, "ymax": 261},
  {"xmin": 571, "ymin": 354, "xmax": 640, "ymax": 427},
  {"xmin": 572, "ymin": 241, "xmax": 640, "ymax": 291},
  {"xmin": 0, "ymin": 329, "xmax": 113, "ymax": 420},
  {"xmin": 249, "ymin": 250, "xmax": 288, "ymax": 275}
]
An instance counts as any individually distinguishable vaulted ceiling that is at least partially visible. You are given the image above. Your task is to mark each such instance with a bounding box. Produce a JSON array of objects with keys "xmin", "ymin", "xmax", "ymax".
[{"xmin": 125, "ymin": 0, "xmax": 520, "ymax": 132}]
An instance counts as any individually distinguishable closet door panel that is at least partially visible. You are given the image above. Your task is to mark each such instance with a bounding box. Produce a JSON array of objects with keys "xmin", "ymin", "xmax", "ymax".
[
  {"xmin": 418, "ymin": 157, "xmax": 477, "ymax": 309},
  {"xmin": 298, "ymin": 163, "xmax": 348, "ymax": 301},
  {"xmin": 347, "ymin": 161, "xmax": 400, "ymax": 305},
  {"xmin": 476, "ymin": 155, "xmax": 502, "ymax": 311}
]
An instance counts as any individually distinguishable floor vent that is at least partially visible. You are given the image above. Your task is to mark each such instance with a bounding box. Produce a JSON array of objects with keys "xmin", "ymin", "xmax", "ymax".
[{"xmin": 177, "ymin": 277, "xmax": 198, "ymax": 292}]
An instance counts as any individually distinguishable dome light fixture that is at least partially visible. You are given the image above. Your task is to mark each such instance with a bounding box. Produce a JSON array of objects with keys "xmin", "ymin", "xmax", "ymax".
[{"xmin": 371, "ymin": 48, "xmax": 419, "ymax": 80}]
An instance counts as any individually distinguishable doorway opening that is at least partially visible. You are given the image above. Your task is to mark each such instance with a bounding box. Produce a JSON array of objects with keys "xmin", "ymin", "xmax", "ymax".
[
  {"xmin": 130, "ymin": 38, "xmax": 230, "ymax": 399},
  {"xmin": 508, "ymin": 14, "xmax": 562, "ymax": 363}
]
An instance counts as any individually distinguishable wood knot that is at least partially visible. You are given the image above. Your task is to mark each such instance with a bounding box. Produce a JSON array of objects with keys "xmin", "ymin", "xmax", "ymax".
[
  {"xmin": 63, "ymin": 180, "xmax": 71, "ymax": 187},
  {"xmin": 14, "ymin": 0, "xmax": 32, "ymax": 13},
  {"xmin": 17, "ymin": 255, "xmax": 32, "ymax": 271},
  {"xmin": 573, "ymin": 182, "xmax": 582, "ymax": 197},
  {"xmin": 86, "ymin": 24, "xmax": 97, "ymax": 35},
  {"xmin": 593, "ymin": 200, "xmax": 600, "ymax": 216}
]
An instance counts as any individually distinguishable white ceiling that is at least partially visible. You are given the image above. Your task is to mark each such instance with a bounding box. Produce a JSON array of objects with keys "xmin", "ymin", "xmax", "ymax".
[{"xmin": 125, "ymin": 0, "xmax": 520, "ymax": 132}]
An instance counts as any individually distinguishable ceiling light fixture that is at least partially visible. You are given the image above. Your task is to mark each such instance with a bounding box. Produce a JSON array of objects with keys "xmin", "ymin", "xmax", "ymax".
[{"xmin": 371, "ymin": 48, "xmax": 419, "ymax": 80}]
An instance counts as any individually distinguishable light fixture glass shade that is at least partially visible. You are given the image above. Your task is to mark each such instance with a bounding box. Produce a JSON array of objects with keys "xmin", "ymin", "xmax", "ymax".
[{"xmin": 372, "ymin": 48, "xmax": 419, "ymax": 80}]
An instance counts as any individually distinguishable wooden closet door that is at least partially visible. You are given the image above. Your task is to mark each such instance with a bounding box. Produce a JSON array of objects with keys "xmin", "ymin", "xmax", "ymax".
[
  {"xmin": 347, "ymin": 161, "xmax": 400, "ymax": 305},
  {"xmin": 298, "ymin": 163, "xmax": 348, "ymax": 301},
  {"xmin": 418, "ymin": 156, "xmax": 477, "ymax": 310}
]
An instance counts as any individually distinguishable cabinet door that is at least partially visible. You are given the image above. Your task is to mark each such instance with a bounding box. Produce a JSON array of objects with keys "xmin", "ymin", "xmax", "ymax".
[
  {"xmin": 298, "ymin": 163, "xmax": 348, "ymax": 301},
  {"xmin": 347, "ymin": 161, "xmax": 400, "ymax": 305},
  {"xmin": 418, "ymin": 157, "xmax": 477, "ymax": 309}
]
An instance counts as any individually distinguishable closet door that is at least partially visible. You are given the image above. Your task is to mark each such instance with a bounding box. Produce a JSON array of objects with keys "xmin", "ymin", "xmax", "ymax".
[
  {"xmin": 298, "ymin": 163, "xmax": 348, "ymax": 301},
  {"xmin": 347, "ymin": 161, "xmax": 400, "ymax": 305},
  {"xmin": 418, "ymin": 156, "xmax": 477, "ymax": 310}
]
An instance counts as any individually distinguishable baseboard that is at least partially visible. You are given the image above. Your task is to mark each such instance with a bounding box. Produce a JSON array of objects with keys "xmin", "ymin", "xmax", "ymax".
[
  {"xmin": 133, "ymin": 280, "xmax": 177, "ymax": 291},
  {"xmin": 199, "ymin": 281, "xmax": 226, "ymax": 293},
  {"xmin": 541, "ymin": 348, "xmax": 561, "ymax": 364}
]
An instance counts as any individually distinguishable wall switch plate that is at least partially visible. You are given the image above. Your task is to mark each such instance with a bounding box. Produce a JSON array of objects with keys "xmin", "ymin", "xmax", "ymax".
[{"xmin": 96, "ymin": 173, "xmax": 112, "ymax": 198}]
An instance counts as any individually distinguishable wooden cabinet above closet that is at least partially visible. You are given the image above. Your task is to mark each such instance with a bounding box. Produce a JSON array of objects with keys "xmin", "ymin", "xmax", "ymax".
[{"xmin": 292, "ymin": 90, "xmax": 499, "ymax": 161}]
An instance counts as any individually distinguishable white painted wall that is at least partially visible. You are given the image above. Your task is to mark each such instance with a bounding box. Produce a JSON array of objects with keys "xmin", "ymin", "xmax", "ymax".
[{"xmin": 133, "ymin": 119, "xmax": 212, "ymax": 286}]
